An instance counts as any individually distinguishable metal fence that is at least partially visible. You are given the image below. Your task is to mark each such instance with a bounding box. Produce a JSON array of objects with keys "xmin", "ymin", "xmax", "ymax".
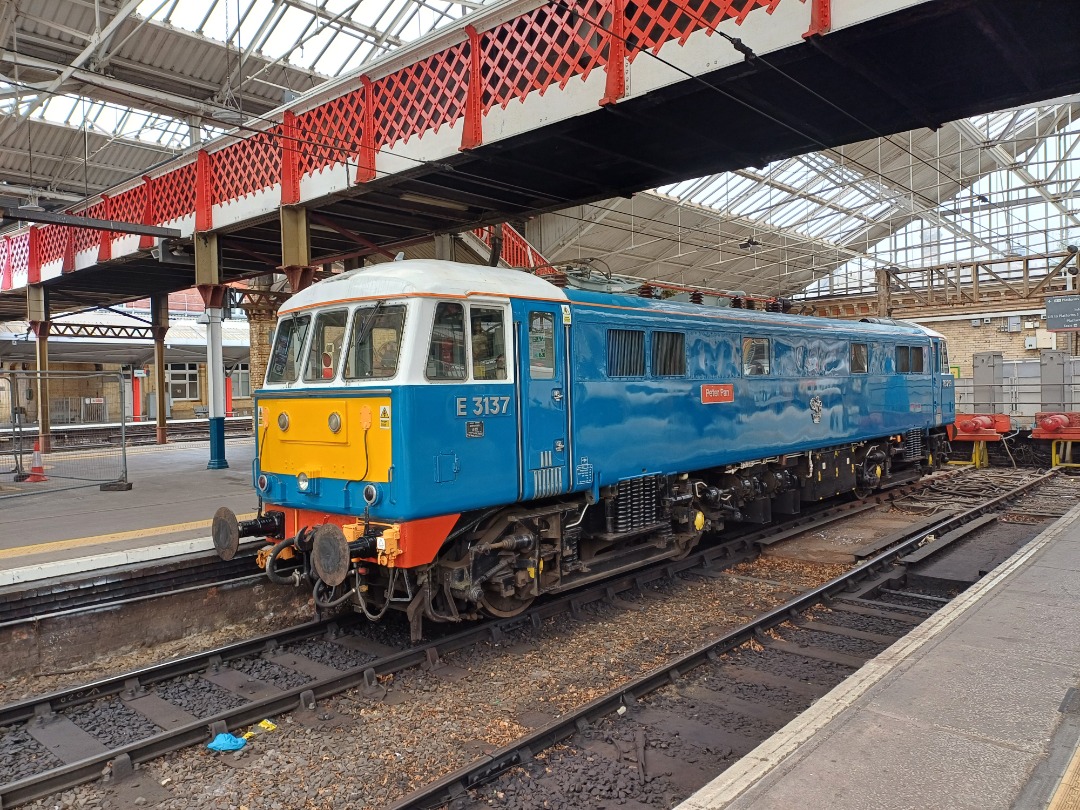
[{"xmin": 1, "ymin": 370, "xmax": 131, "ymax": 498}]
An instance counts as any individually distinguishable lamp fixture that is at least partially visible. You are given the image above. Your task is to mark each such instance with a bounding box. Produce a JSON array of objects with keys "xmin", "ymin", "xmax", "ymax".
[{"xmin": 399, "ymin": 192, "xmax": 469, "ymax": 211}]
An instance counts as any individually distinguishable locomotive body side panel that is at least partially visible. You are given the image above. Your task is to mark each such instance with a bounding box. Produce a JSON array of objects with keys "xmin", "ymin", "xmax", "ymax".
[{"xmin": 563, "ymin": 291, "xmax": 944, "ymax": 488}]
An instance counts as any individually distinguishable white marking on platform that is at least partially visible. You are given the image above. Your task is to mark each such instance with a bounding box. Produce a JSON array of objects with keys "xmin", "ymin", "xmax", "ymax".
[
  {"xmin": 0, "ymin": 536, "xmax": 261, "ymax": 588},
  {"xmin": 678, "ymin": 501, "xmax": 1080, "ymax": 809}
]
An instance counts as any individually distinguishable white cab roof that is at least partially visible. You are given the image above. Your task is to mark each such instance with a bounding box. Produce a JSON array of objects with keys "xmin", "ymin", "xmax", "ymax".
[{"xmin": 280, "ymin": 260, "xmax": 568, "ymax": 313}]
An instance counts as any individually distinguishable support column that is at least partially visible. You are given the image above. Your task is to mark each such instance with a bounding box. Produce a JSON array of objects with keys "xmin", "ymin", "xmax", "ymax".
[
  {"xmin": 434, "ymin": 233, "xmax": 457, "ymax": 261},
  {"xmin": 27, "ymin": 285, "xmax": 50, "ymax": 452},
  {"xmin": 196, "ymin": 233, "xmax": 228, "ymax": 470},
  {"xmin": 875, "ymin": 267, "xmax": 892, "ymax": 317},
  {"xmin": 280, "ymin": 206, "xmax": 314, "ymax": 292},
  {"xmin": 205, "ymin": 302, "xmax": 228, "ymax": 469},
  {"xmin": 151, "ymin": 294, "xmax": 169, "ymax": 444}
]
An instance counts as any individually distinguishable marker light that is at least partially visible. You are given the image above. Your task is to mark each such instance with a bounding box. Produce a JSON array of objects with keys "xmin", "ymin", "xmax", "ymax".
[
  {"xmin": 297, "ymin": 472, "xmax": 310, "ymax": 492},
  {"xmin": 278, "ymin": 412, "xmax": 290, "ymax": 431},
  {"xmin": 257, "ymin": 474, "xmax": 269, "ymax": 491},
  {"xmin": 328, "ymin": 412, "xmax": 342, "ymax": 433}
]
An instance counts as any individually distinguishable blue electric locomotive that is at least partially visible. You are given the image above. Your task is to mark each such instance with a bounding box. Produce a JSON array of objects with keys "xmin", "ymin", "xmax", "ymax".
[{"xmin": 212, "ymin": 260, "xmax": 954, "ymax": 635}]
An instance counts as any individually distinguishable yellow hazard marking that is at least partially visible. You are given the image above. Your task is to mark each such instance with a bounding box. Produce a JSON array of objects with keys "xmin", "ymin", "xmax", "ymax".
[
  {"xmin": 1048, "ymin": 739, "xmax": 1080, "ymax": 810},
  {"xmin": 0, "ymin": 514, "xmax": 257, "ymax": 561}
]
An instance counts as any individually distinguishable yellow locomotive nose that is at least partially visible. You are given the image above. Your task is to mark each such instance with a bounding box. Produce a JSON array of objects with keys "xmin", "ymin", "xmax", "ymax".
[{"xmin": 257, "ymin": 395, "xmax": 393, "ymax": 487}]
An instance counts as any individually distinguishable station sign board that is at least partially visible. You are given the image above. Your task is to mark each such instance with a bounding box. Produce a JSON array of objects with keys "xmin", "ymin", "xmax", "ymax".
[{"xmin": 1045, "ymin": 295, "xmax": 1080, "ymax": 331}]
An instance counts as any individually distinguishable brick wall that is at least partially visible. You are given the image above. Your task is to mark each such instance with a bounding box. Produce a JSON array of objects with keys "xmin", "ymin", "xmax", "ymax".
[{"xmin": 247, "ymin": 312, "xmax": 276, "ymax": 395}]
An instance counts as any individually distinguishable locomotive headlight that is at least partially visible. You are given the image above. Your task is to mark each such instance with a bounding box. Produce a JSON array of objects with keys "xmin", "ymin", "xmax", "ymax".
[
  {"xmin": 297, "ymin": 472, "xmax": 310, "ymax": 492},
  {"xmin": 328, "ymin": 412, "xmax": 342, "ymax": 433},
  {"xmin": 363, "ymin": 484, "xmax": 379, "ymax": 505},
  {"xmin": 277, "ymin": 411, "xmax": 290, "ymax": 431}
]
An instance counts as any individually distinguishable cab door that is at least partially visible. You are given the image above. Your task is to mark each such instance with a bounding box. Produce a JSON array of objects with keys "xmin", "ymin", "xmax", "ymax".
[
  {"xmin": 932, "ymin": 338, "xmax": 956, "ymax": 423},
  {"xmin": 513, "ymin": 301, "xmax": 570, "ymax": 499}
]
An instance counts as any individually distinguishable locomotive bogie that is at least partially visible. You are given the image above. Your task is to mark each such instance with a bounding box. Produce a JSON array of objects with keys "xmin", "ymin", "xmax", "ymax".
[{"xmin": 211, "ymin": 261, "xmax": 956, "ymax": 638}]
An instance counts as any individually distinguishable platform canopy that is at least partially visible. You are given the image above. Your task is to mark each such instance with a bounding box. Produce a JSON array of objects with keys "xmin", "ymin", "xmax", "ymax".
[{"xmin": 1, "ymin": 0, "xmax": 1078, "ymax": 302}]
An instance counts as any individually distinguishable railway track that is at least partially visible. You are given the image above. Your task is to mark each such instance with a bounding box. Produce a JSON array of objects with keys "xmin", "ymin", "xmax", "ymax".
[
  {"xmin": 390, "ymin": 468, "xmax": 1060, "ymax": 809},
  {"xmin": 0, "ymin": 468, "xmax": 1054, "ymax": 809},
  {"xmin": 0, "ymin": 547, "xmax": 266, "ymax": 627}
]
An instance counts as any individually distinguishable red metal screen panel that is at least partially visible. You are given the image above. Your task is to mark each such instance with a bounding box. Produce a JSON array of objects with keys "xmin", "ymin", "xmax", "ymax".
[
  {"xmin": 210, "ymin": 129, "xmax": 281, "ymax": 204},
  {"xmin": 110, "ymin": 185, "xmax": 148, "ymax": 227},
  {"xmin": 296, "ymin": 89, "xmax": 366, "ymax": 178},
  {"xmin": 73, "ymin": 201, "xmax": 109, "ymax": 252},
  {"xmin": 155, "ymin": 162, "xmax": 197, "ymax": 223},
  {"xmin": 9, "ymin": 232, "xmax": 29, "ymax": 277},
  {"xmin": 624, "ymin": 0, "xmax": 781, "ymax": 59},
  {"xmin": 481, "ymin": 0, "xmax": 609, "ymax": 112},
  {"xmin": 38, "ymin": 224, "xmax": 67, "ymax": 264},
  {"xmin": 372, "ymin": 43, "xmax": 469, "ymax": 149}
]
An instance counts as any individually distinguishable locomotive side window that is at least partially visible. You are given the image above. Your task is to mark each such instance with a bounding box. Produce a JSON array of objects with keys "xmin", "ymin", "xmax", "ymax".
[
  {"xmin": 653, "ymin": 331, "xmax": 686, "ymax": 377},
  {"xmin": 895, "ymin": 345, "xmax": 910, "ymax": 373},
  {"xmin": 608, "ymin": 329, "xmax": 646, "ymax": 377},
  {"xmin": 742, "ymin": 337, "xmax": 771, "ymax": 376},
  {"xmin": 528, "ymin": 312, "xmax": 555, "ymax": 379},
  {"xmin": 939, "ymin": 341, "xmax": 950, "ymax": 373},
  {"xmin": 911, "ymin": 346, "xmax": 925, "ymax": 373},
  {"xmin": 851, "ymin": 343, "xmax": 868, "ymax": 374},
  {"xmin": 266, "ymin": 313, "xmax": 311, "ymax": 383},
  {"xmin": 471, "ymin": 307, "xmax": 507, "ymax": 380},
  {"xmin": 344, "ymin": 304, "xmax": 406, "ymax": 380},
  {"xmin": 302, "ymin": 309, "xmax": 349, "ymax": 382},
  {"xmin": 427, "ymin": 302, "xmax": 467, "ymax": 380},
  {"xmin": 895, "ymin": 345, "xmax": 926, "ymax": 374}
]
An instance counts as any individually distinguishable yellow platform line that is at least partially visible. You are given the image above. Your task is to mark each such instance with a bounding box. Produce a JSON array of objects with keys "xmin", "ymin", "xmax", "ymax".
[
  {"xmin": 1048, "ymin": 739, "xmax": 1080, "ymax": 810},
  {"xmin": 0, "ymin": 513, "xmax": 257, "ymax": 561}
]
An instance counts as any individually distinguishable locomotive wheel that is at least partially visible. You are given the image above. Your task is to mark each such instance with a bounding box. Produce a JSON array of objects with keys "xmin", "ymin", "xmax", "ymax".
[
  {"xmin": 670, "ymin": 531, "xmax": 701, "ymax": 560},
  {"xmin": 479, "ymin": 591, "xmax": 535, "ymax": 618}
]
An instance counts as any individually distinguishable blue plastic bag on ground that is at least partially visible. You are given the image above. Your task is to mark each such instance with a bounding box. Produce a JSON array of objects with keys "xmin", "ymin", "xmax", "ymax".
[{"xmin": 207, "ymin": 732, "xmax": 247, "ymax": 752}]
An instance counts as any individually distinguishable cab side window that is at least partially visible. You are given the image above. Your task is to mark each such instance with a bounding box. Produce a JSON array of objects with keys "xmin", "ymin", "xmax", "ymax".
[
  {"xmin": 471, "ymin": 307, "xmax": 507, "ymax": 380},
  {"xmin": 426, "ymin": 303, "xmax": 466, "ymax": 380},
  {"xmin": 911, "ymin": 346, "xmax": 925, "ymax": 373}
]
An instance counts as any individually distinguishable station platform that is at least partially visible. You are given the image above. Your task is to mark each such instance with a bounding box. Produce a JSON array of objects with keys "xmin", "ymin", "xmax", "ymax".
[
  {"xmin": 0, "ymin": 438, "xmax": 258, "ymax": 585},
  {"xmin": 680, "ymin": 502, "xmax": 1080, "ymax": 810}
]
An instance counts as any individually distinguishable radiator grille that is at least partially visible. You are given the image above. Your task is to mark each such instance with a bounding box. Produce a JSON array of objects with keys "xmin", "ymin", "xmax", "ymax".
[
  {"xmin": 615, "ymin": 475, "xmax": 661, "ymax": 533},
  {"xmin": 903, "ymin": 429, "xmax": 924, "ymax": 461}
]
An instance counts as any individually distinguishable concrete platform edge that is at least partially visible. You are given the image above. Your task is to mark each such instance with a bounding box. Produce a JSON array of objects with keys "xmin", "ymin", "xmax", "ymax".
[
  {"xmin": 0, "ymin": 537, "xmax": 261, "ymax": 587},
  {"xmin": 677, "ymin": 500, "xmax": 1080, "ymax": 810}
]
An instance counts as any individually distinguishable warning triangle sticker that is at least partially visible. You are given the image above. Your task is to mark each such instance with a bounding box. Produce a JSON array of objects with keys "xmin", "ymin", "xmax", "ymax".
[{"xmin": 379, "ymin": 406, "xmax": 390, "ymax": 418}]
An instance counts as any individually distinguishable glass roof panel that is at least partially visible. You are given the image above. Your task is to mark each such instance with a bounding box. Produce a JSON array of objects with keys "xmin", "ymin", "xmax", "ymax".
[{"xmin": 0, "ymin": 0, "xmax": 482, "ymax": 153}]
